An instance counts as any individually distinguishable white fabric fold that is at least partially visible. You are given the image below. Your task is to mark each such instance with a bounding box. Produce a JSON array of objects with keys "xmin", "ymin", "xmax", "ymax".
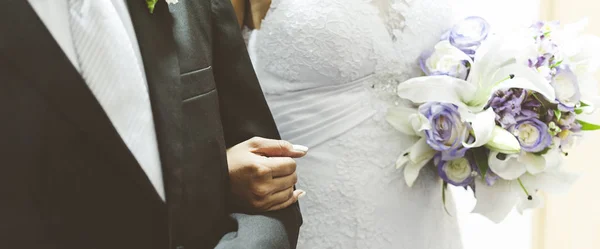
[{"xmin": 264, "ymin": 75, "xmax": 377, "ymax": 148}]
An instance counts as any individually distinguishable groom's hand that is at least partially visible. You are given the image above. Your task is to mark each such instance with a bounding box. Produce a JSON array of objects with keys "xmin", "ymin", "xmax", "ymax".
[{"xmin": 227, "ymin": 137, "xmax": 308, "ymax": 212}]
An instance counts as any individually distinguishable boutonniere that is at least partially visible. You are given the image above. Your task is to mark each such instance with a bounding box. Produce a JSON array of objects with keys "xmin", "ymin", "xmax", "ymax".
[{"xmin": 146, "ymin": 0, "xmax": 179, "ymax": 13}]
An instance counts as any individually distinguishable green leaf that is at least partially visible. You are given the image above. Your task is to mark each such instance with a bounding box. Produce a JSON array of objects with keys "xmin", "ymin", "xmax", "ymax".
[
  {"xmin": 580, "ymin": 101, "xmax": 590, "ymax": 107},
  {"xmin": 442, "ymin": 182, "xmax": 452, "ymax": 216},
  {"xmin": 533, "ymin": 146, "xmax": 551, "ymax": 156},
  {"xmin": 575, "ymin": 102, "xmax": 591, "ymax": 114},
  {"xmin": 553, "ymin": 109, "xmax": 562, "ymax": 120},
  {"xmin": 531, "ymin": 93, "xmax": 547, "ymax": 108},
  {"xmin": 550, "ymin": 60, "xmax": 563, "ymax": 69},
  {"xmin": 472, "ymin": 147, "xmax": 489, "ymax": 180},
  {"xmin": 146, "ymin": 0, "xmax": 159, "ymax": 13},
  {"xmin": 578, "ymin": 119, "xmax": 600, "ymax": 131}
]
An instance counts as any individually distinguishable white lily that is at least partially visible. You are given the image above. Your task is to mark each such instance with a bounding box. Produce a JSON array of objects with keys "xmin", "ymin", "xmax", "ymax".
[
  {"xmin": 485, "ymin": 126, "xmax": 521, "ymax": 154},
  {"xmin": 395, "ymin": 138, "xmax": 436, "ymax": 187},
  {"xmin": 386, "ymin": 106, "xmax": 430, "ymax": 137},
  {"xmin": 577, "ymin": 75, "xmax": 600, "ymax": 114},
  {"xmin": 488, "ymin": 152, "xmax": 546, "ymax": 180},
  {"xmin": 386, "ymin": 106, "xmax": 436, "ymax": 187},
  {"xmin": 397, "ymin": 31, "xmax": 556, "ymax": 151},
  {"xmin": 473, "ymin": 150, "xmax": 578, "ymax": 223},
  {"xmin": 471, "ymin": 179, "xmax": 518, "ymax": 223}
]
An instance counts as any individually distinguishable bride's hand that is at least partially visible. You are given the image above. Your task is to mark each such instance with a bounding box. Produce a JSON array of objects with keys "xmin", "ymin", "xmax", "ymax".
[{"xmin": 227, "ymin": 137, "xmax": 308, "ymax": 211}]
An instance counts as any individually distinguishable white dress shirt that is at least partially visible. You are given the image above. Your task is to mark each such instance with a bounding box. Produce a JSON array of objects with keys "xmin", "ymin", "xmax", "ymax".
[{"xmin": 28, "ymin": 0, "xmax": 166, "ymax": 201}]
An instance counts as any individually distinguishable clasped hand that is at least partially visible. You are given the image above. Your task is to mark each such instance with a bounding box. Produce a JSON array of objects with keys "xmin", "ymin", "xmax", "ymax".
[{"xmin": 227, "ymin": 137, "xmax": 308, "ymax": 212}]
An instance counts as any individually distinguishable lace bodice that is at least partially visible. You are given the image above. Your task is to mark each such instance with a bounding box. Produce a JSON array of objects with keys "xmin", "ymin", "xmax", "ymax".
[
  {"xmin": 254, "ymin": 0, "xmax": 380, "ymax": 92},
  {"xmin": 248, "ymin": 0, "xmax": 466, "ymax": 248},
  {"xmin": 253, "ymin": 0, "xmax": 463, "ymax": 94}
]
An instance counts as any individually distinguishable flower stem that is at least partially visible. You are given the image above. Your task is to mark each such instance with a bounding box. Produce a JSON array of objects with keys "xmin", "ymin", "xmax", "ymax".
[
  {"xmin": 492, "ymin": 75, "xmax": 514, "ymax": 88},
  {"xmin": 531, "ymin": 93, "xmax": 547, "ymax": 108},
  {"xmin": 517, "ymin": 178, "xmax": 533, "ymax": 200},
  {"xmin": 442, "ymin": 182, "xmax": 452, "ymax": 216}
]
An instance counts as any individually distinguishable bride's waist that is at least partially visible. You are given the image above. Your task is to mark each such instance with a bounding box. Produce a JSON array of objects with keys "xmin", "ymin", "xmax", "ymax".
[{"xmin": 265, "ymin": 74, "xmax": 389, "ymax": 148}]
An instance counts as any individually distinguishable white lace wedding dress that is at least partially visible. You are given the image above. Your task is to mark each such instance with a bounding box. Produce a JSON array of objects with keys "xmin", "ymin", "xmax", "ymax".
[{"xmin": 248, "ymin": 0, "xmax": 467, "ymax": 248}]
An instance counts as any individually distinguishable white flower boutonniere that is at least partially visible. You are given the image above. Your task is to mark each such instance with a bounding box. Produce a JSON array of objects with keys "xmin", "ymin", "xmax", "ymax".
[{"xmin": 146, "ymin": 0, "xmax": 179, "ymax": 14}]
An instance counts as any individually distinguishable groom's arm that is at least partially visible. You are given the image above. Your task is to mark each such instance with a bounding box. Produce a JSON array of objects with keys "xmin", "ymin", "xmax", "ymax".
[{"xmin": 210, "ymin": 0, "xmax": 302, "ymax": 248}]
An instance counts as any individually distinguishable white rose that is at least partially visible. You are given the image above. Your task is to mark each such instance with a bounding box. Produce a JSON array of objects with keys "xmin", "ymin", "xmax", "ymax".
[
  {"xmin": 437, "ymin": 157, "xmax": 475, "ymax": 187},
  {"xmin": 420, "ymin": 41, "xmax": 473, "ymax": 79}
]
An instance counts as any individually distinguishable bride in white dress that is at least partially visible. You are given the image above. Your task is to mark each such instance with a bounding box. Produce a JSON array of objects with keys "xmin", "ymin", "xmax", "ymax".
[{"xmin": 245, "ymin": 0, "xmax": 469, "ymax": 248}]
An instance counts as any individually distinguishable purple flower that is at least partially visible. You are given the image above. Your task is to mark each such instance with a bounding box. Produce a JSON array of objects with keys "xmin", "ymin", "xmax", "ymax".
[
  {"xmin": 419, "ymin": 102, "xmax": 470, "ymax": 160},
  {"xmin": 551, "ymin": 68, "xmax": 581, "ymax": 111},
  {"xmin": 546, "ymin": 110, "xmax": 581, "ymax": 133},
  {"xmin": 558, "ymin": 112, "xmax": 582, "ymax": 132},
  {"xmin": 546, "ymin": 110, "xmax": 582, "ymax": 151},
  {"xmin": 513, "ymin": 118, "xmax": 553, "ymax": 153},
  {"xmin": 528, "ymin": 54, "xmax": 558, "ymax": 81},
  {"xmin": 435, "ymin": 153, "xmax": 476, "ymax": 187},
  {"xmin": 528, "ymin": 21, "xmax": 562, "ymax": 81},
  {"xmin": 487, "ymin": 89, "xmax": 540, "ymax": 129},
  {"xmin": 448, "ymin": 16, "xmax": 490, "ymax": 57},
  {"xmin": 530, "ymin": 21, "xmax": 560, "ymax": 38}
]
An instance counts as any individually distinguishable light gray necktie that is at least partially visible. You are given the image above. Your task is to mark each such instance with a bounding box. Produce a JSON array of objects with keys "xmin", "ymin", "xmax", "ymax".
[{"xmin": 67, "ymin": 0, "xmax": 166, "ymax": 200}]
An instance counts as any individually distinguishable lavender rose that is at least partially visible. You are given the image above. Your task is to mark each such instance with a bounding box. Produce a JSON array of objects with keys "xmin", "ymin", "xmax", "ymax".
[
  {"xmin": 513, "ymin": 118, "xmax": 553, "ymax": 153},
  {"xmin": 419, "ymin": 102, "xmax": 470, "ymax": 160},
  {"xmin": 435, "ymin": 154, "xmax": 476, "ymax": 187},
  {"xmin": 449, "ymin": 16, "xmax": 490, "ymax": 57}
]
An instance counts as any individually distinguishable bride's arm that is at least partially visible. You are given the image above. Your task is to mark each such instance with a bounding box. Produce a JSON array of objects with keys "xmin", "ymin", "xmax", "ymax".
[
  {"xmin": 231, "ymin": 0, "xmax": 245, "ymax": 28},
  {"xmin": 230, "ymin": 0, "xmax": 271, "ymax": 29},
  {"xmin": 211, "ymin": 0, "xmax": 302, "ymax": 248}
]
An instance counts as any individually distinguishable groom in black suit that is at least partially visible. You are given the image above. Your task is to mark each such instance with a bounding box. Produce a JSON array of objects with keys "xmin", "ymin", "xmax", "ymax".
[{"xmin": 0, "ymin": 0, "xmax": 302, "ymax": 249}]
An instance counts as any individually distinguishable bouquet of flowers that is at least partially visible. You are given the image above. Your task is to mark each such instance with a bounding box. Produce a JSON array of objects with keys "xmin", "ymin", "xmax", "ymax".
[{"xmin": 387, "ymin": 16, "xmax": 600, "ymax": 222}]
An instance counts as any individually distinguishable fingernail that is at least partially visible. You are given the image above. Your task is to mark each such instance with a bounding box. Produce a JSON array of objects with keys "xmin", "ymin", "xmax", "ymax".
[
  {"xmin": 298, "ymin": 190, "xmax": 307, "ymax": 199},
  {"xmin": 293, "ymin": 144, "xmax": 309, "ymax": 153}
]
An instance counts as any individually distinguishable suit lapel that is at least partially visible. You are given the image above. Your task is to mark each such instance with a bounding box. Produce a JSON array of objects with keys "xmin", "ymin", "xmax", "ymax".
[
  {"xmin": 126, "ymin": 0, "xmax": 184, "ymax": 205},
  {"xmin": 0, "ymin": 0, "xmax": 165, "ymax": 203}
]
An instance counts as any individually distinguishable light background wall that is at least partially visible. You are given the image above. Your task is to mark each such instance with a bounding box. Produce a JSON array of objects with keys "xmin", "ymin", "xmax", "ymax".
[{"xmin": 533, "ymin": 1, "xmax": 600, "ymax": 249}]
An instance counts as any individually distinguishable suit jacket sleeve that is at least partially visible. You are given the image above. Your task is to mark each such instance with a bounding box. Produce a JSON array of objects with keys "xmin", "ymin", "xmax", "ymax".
[{"xmin": 210, "ymin": 0, "xmax": 302, "ymax": 248}]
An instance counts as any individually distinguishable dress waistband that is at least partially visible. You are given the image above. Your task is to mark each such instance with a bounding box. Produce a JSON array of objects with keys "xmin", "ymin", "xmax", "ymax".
[{"xmin": 265, "ymin": 74, "xmax": 377, "ymax": 148}]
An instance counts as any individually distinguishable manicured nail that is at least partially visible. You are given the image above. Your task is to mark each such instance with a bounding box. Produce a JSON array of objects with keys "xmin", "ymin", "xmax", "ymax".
[
  {"xmin": 298, "ymin": 190, "xmax": 307, "ymax": 199},
  {"xmin": 293, "ymin": 144, "xmax": 309, "ymax": 153}
]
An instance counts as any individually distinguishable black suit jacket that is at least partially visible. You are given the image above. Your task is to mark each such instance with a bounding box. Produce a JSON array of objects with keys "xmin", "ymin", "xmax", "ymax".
[{"xmin": 0, "ymin": 1, "xmax": 301, "ymax": 249}]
